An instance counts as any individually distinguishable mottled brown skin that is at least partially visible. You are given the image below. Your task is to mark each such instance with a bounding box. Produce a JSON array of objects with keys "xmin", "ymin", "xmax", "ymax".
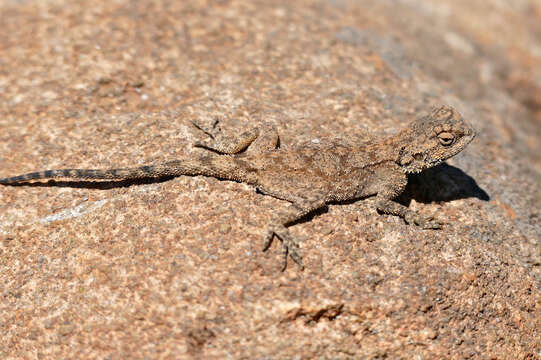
[{"xmin": 0, "ymin": 105, "xmax": 475, "ymax": 270}]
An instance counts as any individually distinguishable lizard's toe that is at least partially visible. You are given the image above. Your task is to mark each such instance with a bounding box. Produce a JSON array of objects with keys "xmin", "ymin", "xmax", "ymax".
[
  {"xmin": 192, "ymin": 139, "xmax": 213, "ymax": 149},
  {"xmin": 262, "ymin": 226, "xmax": 304, "ymax": 271},
  {"xmin": 280, "ymin": 239, "xmax": 304, "ymax": 271},
  {"xmin": 262, "ymin": 230, "xmax": 275, "ymax": 251},
  {"xmin": 286, "ymin": 247, "xmax": 304, "ymax": 270},
  {"xmin": 405, "ymin": 212, "xmax": 442, "ymax": 229},
  {"xmin": 415, "ymin": 214, "xmax": 443, "ymax": 229},
  {"xmin": 191, "ymin": 119, "xmax": 220, "ymax": 139},
  {"xmin": 421, "ymin": 218, "xmax": 443, "ymax": 229}
]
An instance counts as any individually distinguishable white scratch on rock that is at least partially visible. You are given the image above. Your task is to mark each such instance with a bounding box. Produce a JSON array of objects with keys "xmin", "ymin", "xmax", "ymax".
[{"xmin": 38, "ymin": 199, "xmax": 109, "ymax": 224}]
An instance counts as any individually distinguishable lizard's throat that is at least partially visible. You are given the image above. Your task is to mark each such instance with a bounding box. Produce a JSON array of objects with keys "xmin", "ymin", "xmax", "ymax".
[
  {"xmin": 402, "ymin": 160, "xmax": 433, "ymax": 174},
  {"xmin": 398, "ymin": 151, "xmax": 432, "ymax": 174}
]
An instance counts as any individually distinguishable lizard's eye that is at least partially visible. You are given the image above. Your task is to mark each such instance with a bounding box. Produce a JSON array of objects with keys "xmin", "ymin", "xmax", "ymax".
[{"xmin": 438, "ymin": 132, "xmax": 455, "ymax": 146}]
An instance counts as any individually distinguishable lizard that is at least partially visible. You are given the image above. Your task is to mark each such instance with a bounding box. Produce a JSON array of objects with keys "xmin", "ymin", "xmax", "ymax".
[{"xmin": 0, "ymin": 105, "xmax": 475, "ymax": 270}]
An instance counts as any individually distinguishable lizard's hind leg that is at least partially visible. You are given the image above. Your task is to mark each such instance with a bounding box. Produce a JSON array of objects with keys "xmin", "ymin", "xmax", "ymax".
[
  {"xmin": 192, "ymin": 119, "xmax": 279, "ymax": 155},
  {"xmin": 262, "ymin": 196, "xmax": 327, "ymax": 271}
]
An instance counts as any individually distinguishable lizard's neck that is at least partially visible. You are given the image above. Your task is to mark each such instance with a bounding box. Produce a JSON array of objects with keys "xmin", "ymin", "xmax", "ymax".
[{"xmin": 349, "ymin": 136, "xmax": 403, "ymax": 168}]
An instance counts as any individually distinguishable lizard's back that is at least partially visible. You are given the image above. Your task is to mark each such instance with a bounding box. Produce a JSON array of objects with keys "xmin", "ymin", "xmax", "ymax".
[{"xmin": 237, "ymin": 140, "xmax": 391, "ymax": 202}]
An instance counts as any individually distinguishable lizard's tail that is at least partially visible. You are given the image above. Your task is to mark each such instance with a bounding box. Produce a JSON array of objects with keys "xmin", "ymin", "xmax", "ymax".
[{"xmin": 0, "ymin": 154, "xmax": 256, "ymax": 184}]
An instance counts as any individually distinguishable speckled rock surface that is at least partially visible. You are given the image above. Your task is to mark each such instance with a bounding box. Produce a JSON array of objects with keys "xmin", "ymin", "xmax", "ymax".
[{"xmin": 1, "ymin": 0, "xmax": 540, "ymax": 359}]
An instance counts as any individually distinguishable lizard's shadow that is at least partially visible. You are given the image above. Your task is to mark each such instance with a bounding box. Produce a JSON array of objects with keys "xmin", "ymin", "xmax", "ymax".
[{"xmin": 398, "ymin": 163, "xmax": 489, "ymax": 205}]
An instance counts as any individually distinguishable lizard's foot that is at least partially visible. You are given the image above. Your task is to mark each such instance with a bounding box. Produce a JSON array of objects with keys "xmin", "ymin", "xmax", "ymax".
[
  {"xmin": 404, "ymin": 211, "xmax": 443, "ymax": 229},
  {"xmin": 191, "ymin": 118, "xmax": 260, "ymax": 155},
  {"xmin": 262, "ymin": 226, "xmax": 304, "ymax": 271}
]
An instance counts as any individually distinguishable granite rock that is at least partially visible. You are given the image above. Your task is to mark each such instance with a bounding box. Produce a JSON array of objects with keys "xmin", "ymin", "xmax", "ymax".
[{"xmin": 0, "ymin": 0, "xmax": 539, "ymax": 358}]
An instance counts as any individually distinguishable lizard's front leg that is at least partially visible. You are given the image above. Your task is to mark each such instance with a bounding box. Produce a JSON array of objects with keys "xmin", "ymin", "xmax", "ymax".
[
  {"xmin": 192, "ymin": 119, "xmax": 279, "ymax": 154},
  {"xmin": 374, "ymin": 164, "xmax": 442, "ymax": 229},
  {"xmin": 376, "ymin": 196, "xmax": 442, "ymax": 229},
  {"xmin": 262, "ymin": 197, "xmax": 327, "ymax": 271}
]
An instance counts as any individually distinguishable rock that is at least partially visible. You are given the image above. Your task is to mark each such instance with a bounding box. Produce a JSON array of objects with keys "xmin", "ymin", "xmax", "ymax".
[{"xmin": 0, "ymin": 0, "xmax": 539, "ymax": 358}]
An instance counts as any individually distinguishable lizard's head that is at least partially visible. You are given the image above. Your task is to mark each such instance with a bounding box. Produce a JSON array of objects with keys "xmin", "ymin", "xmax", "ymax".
[{"xmin": 397, "ymin": 105, "xmax": 475, "ymax": 173}]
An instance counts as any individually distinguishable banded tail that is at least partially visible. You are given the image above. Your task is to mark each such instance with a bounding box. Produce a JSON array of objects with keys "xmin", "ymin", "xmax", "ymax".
[{"xmin": 0, "ymin": 154, "xmax": 256, "ymax": 185}]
